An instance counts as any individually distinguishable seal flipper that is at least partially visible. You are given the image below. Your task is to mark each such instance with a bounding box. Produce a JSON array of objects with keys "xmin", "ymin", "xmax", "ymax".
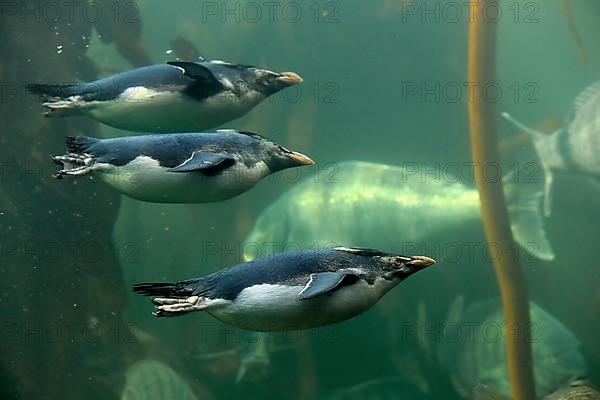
[
  {"xmin": 504, "ymin": 171, "xmax": 555, "ymax": 261},
  {"xmin": 298, "ymin": 272, "xmax": 358, "ymax": 300},
  {"xmin": 168, "ymin": 151, "xmax": 235, "ymax": 174}
]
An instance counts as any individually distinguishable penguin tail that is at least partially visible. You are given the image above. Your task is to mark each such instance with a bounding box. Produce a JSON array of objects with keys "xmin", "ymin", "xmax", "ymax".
[
  {"xmin": 26, "ymin": 83, "xmax": 81, "ymax": 99},
  {"xmin": 133, "ymin": 280, "xmax": 210, "ymax": 317},
  {"xmin": 26, "ymin": 83, "xmax": 88, "ymax": 117},
  {"xmin": 65, "ymin": 135, "xmax": 99, "ymax": 154},
  {"xmin": 133, "ymin": 282, "xmax": 191, "ymax": 297}
]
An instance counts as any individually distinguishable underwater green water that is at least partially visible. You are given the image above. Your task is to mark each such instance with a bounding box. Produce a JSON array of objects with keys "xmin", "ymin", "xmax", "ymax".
[{"xmin": 2, "ymin": 0, "xmax": 600, "ymax": 399}]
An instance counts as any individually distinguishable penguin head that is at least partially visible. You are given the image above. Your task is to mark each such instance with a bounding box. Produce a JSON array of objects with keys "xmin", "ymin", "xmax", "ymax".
[
  {"xmin": 244, "ymin": 68, "xmax": 303, "ymax": 96},
  {"xmin": 334, "ymin": 247, "xmax": 437, "ymax": 280},
  {"xmin": 377, "ymin": 254, "xmax": 437, "ymax": 280},
  {"xmin": 259, "ymin": 140, "xmax": 314, "ymax": 172}
]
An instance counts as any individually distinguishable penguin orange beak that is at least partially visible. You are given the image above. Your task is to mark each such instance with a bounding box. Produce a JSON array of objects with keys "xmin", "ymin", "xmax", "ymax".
[
  {"xmin": 408, "ymin": 256, "xmax": 436, "ymax": 268},
  {"xmin": 276, "ymin": 72, "xmax": 303, "ymax": 85},
  {"xmin": 288, "ymin": 151, "xmax": 314, "ymax": 165}
]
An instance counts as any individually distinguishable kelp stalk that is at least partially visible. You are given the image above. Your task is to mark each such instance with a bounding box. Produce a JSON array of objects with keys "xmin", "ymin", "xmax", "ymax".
[{"xmin": 466, "ymin": 1, "xmax": 537, "ymax": 399}]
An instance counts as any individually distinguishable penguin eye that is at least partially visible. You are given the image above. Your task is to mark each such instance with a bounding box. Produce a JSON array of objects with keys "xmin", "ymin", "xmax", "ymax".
[
  {"xmin": 278, "ymin": 145, "xmax": 292, "ymax": 154},
  {"xmin": 393, "ymin": 257, "xmax": 404, "ymax": 266}
]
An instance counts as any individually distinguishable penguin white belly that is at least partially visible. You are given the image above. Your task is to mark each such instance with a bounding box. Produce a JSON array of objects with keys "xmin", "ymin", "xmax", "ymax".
[
  {"xmin": 99, "ymin": 156, "xmax": 269, "ymax": 203},
  {"xmin": 87, "ymin": 88, "xmax": 264, "ymax": 132},
  {"xmin": 209, "ymin": 278, "xmax": 396, "ymax": 331}
]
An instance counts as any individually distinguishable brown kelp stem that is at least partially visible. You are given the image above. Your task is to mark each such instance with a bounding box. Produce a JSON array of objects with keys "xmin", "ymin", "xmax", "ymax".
[{"xmin": 467, "ymin": 1, "xmax": 537, "ymax": 399}]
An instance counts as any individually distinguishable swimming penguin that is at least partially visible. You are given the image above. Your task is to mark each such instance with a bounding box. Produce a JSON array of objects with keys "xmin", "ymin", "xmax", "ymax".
[
  {"xmin": 52, "ymin": 130, "xmax": 314, "ymax": 203},
  {"xmin": 133, "ymin": 246, "xmax": 436, "ymax": 331},
  {"xmin": 27, "ymin": 60, "xmax": 303, "ymax": 132}
]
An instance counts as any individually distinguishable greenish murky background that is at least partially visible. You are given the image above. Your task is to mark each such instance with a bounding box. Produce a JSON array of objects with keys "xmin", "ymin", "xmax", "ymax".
[{"xmin": 2, "ymin": 1, "xmax": 600, "ymax": 399}]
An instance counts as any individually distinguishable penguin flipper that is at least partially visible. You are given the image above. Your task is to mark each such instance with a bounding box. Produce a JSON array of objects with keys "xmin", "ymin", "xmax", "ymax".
[
  {"xmin": 168, "ymin": 151, "xmax": 235, "ymax": 173},
  {"xmin": 167, "ymin": 61, "xmax": 224, "ymax": 100},
  {"xmin": 298, "ymin": 272, "xmax": 358, "ymax": 300},
  {"xmin": 167, "ymin": 61, "xmax": 220, "ymax": 85}
]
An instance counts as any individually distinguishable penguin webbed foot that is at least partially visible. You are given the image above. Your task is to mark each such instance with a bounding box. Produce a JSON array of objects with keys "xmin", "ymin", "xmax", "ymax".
[
  {"xmin": 41, "ymin": 99, "xmax": 86, "ymax": 117},
  {"xmin": 52, "ymin": 154, "xmax": 94, "ymax": 178},
  {"xmin": 40, "ymin": 107, "xmax": 69, "ymax": 118},
  {"xmin": 152, "ymin": 296, "xmax": 209, "ymax": 317}
]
